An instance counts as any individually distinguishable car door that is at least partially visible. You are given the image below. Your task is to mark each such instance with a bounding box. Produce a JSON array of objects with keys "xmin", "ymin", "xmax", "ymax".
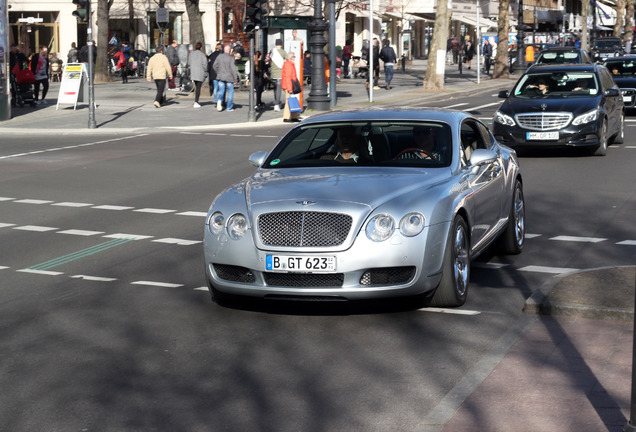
[
  {"xmin": 599, "ymin": 67, "xmax": 622, "ymax": 135},
  {"xmin": 461, "ymin": 120, "xmax": 504, "ymax": 250}
]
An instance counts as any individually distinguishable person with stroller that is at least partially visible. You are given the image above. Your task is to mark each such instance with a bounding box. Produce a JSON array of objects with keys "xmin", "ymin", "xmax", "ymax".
[{"xmin": 31, "ymin": 45, "xmax": 50, "ymax": 105}]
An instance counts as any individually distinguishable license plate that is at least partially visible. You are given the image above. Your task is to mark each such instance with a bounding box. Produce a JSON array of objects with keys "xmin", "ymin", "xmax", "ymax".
[
  {"xmin": 266, "ymin": 255, "xmax": 336, "ymax": 272},
  {"xmin": 526, "ymin": 131, "xmax": 558, "ymax": 140},
  {"xmin": 623, "ymin": 95, "xmax": 633, "ymax": 103}
]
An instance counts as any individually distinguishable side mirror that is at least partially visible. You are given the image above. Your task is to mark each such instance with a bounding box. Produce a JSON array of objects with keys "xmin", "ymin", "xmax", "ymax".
[
  {"xmin": 498, "ymin": 90, "xmax": 510, "ymax": 98},
  {"xmin": 469, "ymin": 149, "xmax": 498, "ymax": 167},
  {"xmin": 249, "ymin": 151, "xmax": 269, "ymax": 167},
  {"xmin": 605, "ymin": 88, "xmax": 620, "ymax": 97}
]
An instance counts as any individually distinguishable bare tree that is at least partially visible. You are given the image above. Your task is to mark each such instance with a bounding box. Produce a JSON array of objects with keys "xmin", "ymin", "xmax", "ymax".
[
  {"xmin": 614, "ymin": 0, "xmax": 626, "ymax": 37},
  {"xmin": 95, "ymin": 0, "xmax": 114, "ymax": 83},
  {"xmin": 624, "ymin": 0, "xmax": 634, "ymax": 48},
  {"xmin": 492, "ymin": 0, "xmax": 510, "ymax": 79},
  {"xmin": 422, "ymin": 0, "xmax": 449, "ymax": 90},
  {"xmin": 581, "ymin": 0, "xmax": 589, "ymax": 50},
  {"xmin": 184, "ymin": 0, "xmax": 205, "ymax": 47}
]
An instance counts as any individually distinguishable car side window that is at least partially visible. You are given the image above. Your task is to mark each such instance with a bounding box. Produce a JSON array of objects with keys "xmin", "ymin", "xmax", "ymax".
[
  {"xmin": 460, "ymin": 120, "xmax": 488, "ymax": 165},
  {"xmin": 599, "ymin": 68, "xmax": 615, "ymax": 91},
  {"xmin": 476, "ymin": 122, "xmax": 493, "ymax": 149}
]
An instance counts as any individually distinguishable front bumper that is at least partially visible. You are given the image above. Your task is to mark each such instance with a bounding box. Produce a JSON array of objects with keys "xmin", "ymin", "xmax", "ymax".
[{"xmin": 492, "ymin": 122, "xmax": 600, "ymax": 149}]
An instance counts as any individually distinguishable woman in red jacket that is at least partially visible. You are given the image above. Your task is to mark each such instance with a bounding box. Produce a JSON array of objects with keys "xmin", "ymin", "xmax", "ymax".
[{"xmin": 281, "ymin": 51, "xmax": 300, "ymax": 122}]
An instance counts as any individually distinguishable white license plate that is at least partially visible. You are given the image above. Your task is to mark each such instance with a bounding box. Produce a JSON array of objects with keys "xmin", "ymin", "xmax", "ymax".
[
  {"xmin": 623, "ymin": 96, "xmax": 633, "ymax": 103},
  {"xmin": 526, "ymin": 131, "xmax": 559, "ymax": 140},
  {"xmin": 266, "ymin": 255, "xmax": 336, "ymax": 272}
]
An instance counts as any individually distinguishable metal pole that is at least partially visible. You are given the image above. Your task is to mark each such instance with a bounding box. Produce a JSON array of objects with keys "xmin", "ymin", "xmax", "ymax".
[
  {"xmin": 368, "ymin": 0, "xmax": 374, "ymax": 102},
  {"xmin": 623, "ymin": 271, "xmax": 636, "ymax": 432},
  {"xmin": 328, "ymin": 0, "xmax": 337, "ymax": 107},
  {"xmin": 247, "ymin": 34, "xmax": 256, "ymax": 122},
  {"xmin": 87, "ymin": 0, "xmax": 96, "ymax": 129},
  {"xmin": 476, "ymin": 0, "xmax": 480, "ymax": 84},
  {"xmin": 517, "ymin": 0, "xmax": 525, "ymax": 71}
]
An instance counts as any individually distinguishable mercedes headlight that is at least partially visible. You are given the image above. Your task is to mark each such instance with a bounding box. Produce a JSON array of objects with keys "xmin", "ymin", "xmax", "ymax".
[
  {"xmin": 572, "ymin": 109, "xmax": 598, "ymax": 125},
  {"xmin": 207, "ymin": 211, "xmax": 224, "ymax": 234},
  {"xmin": 227, "ymin": 213, "xmax": 248, "ymax": 240},
  {"xmin": 366, "ymin": 214, "xmax": 395, "ymax": 242},
  {"xmin": 494, "ymin": 111, "xmax": 516, "ymax": 127},
  {"xmin": 399, "ymin": 213, "xmax": 425, "ymax": 237}
]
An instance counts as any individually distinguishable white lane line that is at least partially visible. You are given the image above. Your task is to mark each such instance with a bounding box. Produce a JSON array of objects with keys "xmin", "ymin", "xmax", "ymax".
[
  {"xmin": 0, "ymin": 266, "xmax": 9, "ymax": 270},
  {"xmin": 526, "ymin": 233, "xmax": 542, "ymax": 239},
  {"xmin": 0, "ymin": 135, "xmax": 146, "ymax": 160},
  {"xmin": 71, "ymin": 275, "xmax": 118, "ymax": 282},
  {"xmin": 181, "ymin": 132, "xmax": 203, "ymax": 135},
  {"xmin": 472, "ymin": 262, "xmax": 509, "ymax": 269},
  {"xmin": 230, "ymin": 134, "xmax": 251, "ymax": 137},
  {"xmin": 57, "ymin": 229, "xmax": 105, "ymax": 236},
  {"xmin": 465, "ymin": 102, "xmax": 500, "ymax": 112},
  {"xmin": 550, "ymin": 235, "xmax": 606, "ymax": 243},
  {"xmin": 103, "ymin": 233, "xmax": 154, "ymax": 240},
  {"xmin": 14, "ymin": 225, "xmax": 58, "ymax": 232},
  {"xmin": 0, "ymin": 223, "xmax": 16, "ymax": 228},
  {"xmin": 14, "ymin": 199, "xmax": 54, "ymax": 205},
  {"xmin": 617, "ymin": 240, "xmax": 636, "ymax": 246},
  {"xmin": 52, "ymin": 202, "xmax": 93, "ymax": 207},
  {"xmin": 176, "ymin": 211, "xmax": 207, "ymax": 217},
  {"xmin": 92, "ymin": 205, "xmax": 135, "ymax": 211},
  {"xmin": 254, "ymin": 135, "xmax": 278, "ymax": 138},
  {"xmin": 420, "ymin": 307, "xmax": 481, "ymax": 315},
  {"xmin": 518, "ymin": 265, "xmax": 579, "ymax": 274},
  {"xmin": 0, "ymin": 197, "xmax": 15, "ymax": 201},
  {"xmin": 625, "ymin": 146, "xmax": 636, "ymax": 149},
  {"xmin": 18, "ymin": 269, "xmax": 64, "ymax": 276},
  {"xmin": 204, "ymin": 133, "xmax": 227, "ymax": 136},
  {"xmin": 152, "ymin": 238, "xmax": 202, "ymax": 246},
  {"xmin": 194, "ymin": 287, "xmax": 208, "ymax": 291},
  {"xmin": 446, "ymin": 102, "xmax": 469, "ymax": 108},
  {"xmin": 134, "ymin": 208, "xmax": 177, "ymax": 214},
  {"xmin": 131, "ymin": 281, "xmax": 184, "ymax": 288}
]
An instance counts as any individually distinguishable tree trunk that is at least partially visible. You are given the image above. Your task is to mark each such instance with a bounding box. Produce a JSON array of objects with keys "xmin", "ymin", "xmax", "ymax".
[
  {"xmin": 581, "ymin": 0, "xmax": 589, "ymax": 50},
  {"xmin": 95, "ymin": 0, "xmax": 111, "ymax": 83},
  {"xmin": 128, "ymin": 0, "xmax": 135, "ymax": 47},
  {"xmin": 185, "ymin": 0, "xmax": 205, "ymax": 47},
  {"xmin": 614, "ymin": 0, "xmax": 626, "ymax": 37},
  {"xmin": 422, "ymin": 0, "xmax": 449, "ymax": 90},
  {"xmin": 492, "ymin": 0, "xmax": 510, "ymax": 79},
  {"xmin": 624, "ymin": 0, "xmax": 634, "ymax": 48}
]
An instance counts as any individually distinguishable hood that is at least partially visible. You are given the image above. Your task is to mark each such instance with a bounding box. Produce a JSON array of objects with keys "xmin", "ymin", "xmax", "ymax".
[
  {"xmin": 244, "ymin": 167, "xmax": 450, "ymax": 211},
  {"xmin": 503, "ymin": 95, "xmax": 600, "ymax": 116}
]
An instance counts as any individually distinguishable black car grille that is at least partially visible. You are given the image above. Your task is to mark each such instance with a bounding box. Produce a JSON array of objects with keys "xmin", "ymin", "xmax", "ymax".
[
  {"xmin": 515, "ymin": 112, "xmax": 572, "ymax": 130},
  {"xmin": 360, "ymin": 267, "xmax": 416, "ymax": 286},
  {"xmin": 263, "ymin": 272, "xmax": 345, "ymax": 287},
  {"xmin": 258, "ymin": 211, "xmax": 353, "ymax": 247},
  {"xmin": 213, "ymin": 264, "xmax": 256, "ymax": 283},
  {"xmin": 622, "ymin": 89, "xmax": 636, "ymax": 107}
]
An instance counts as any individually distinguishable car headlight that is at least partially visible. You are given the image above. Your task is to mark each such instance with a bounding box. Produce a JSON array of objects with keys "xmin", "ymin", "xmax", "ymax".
[
  {"xmin": 207, "ymin": 211, "xmax": 224, "ymax": 234},
  {"xmin": 399, "ymin": 213, "xmax": 426, "ymax": 237},
  {"xmin": 494, "ymin": 111, "xmax": 516, "ymax": 127},
  {"xmin": 366, "ymin": 214, "xmax": 395, "ymax": 242},
  {"xmin": 227, "ymin": 213, "xmax": 248, "ymax": 240},
  {"xmin": 572, "ymin": 109, "xmax": 598, "ymax": 125}
]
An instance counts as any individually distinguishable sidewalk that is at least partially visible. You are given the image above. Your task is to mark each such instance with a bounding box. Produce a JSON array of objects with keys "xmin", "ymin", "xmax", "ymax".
[
  {"xmin": 3, "ymin": 56, "xmax": 636, "ymax": 431},
  {"xmin": 0, "ymin": 58, "xmax": 516, "ymax": 135}
]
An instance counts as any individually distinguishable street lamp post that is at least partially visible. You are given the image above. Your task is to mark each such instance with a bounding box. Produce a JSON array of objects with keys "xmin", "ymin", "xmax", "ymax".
[
  {"xmin": 87, "ymin": 0, "xmax": 96, "ymax": 129},
  {"xmin": 306, "ymin": 0, "xmax": 330, "ymax": 111}
]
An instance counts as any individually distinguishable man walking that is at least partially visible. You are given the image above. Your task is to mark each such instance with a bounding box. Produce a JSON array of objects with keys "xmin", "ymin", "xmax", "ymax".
[
  {"xmin": 166, "ymin": 40, "xmax": 180, "ymax": 90},
  {"xmin": 269, "ymin": 39, "xmax": 286, "ymax": 111},
  {"xmin": 146, "ymin": 46, "xmax": 173, "ymax": 108},
  {"xmin": 483, "ymin": 39, "xmax": 493, "ymax": 75},
  {"xmin": 379, "ymin": 39, "xmax": 397, "ymax": 90},
  {"xmin": 208, "ymin": 43, "xmax": 222, "ymax": 103},
  {"xmin": 213, "ymin": 45, "xmax": 240, "ymax": 112}
]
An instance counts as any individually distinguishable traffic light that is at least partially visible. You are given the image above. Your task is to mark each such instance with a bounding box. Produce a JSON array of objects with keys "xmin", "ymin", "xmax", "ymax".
[
  {"xmin": 243, "ymin": 0, "xmax": 267, "ymax": 34},
  {"xmin": 72, "ymin": 0, "xmax": 88, "ymax": 22}
]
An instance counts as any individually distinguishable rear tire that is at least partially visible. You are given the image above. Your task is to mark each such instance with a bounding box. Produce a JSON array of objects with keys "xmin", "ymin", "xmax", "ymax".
[{"xmin": 428, "ymin": 216, "xmax": 470, "ymax": 308}]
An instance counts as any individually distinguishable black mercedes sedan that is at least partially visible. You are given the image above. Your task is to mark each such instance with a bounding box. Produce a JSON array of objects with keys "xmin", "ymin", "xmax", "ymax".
[
  {"xmin": 603, "ymin": 56, "xmax": 636, "ymax": 110},
  {"xmin": 493, "ymin": 64, "xmax": 624, "ymax": 156}
]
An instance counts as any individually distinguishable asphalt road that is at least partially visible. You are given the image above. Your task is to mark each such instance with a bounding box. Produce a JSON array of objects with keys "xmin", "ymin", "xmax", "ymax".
[{"xmin": 1, "ymin": 93, "xmax": 635, "ymax": 431}]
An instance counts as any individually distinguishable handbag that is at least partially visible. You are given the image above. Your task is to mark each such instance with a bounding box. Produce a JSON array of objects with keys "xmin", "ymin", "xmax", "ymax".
[
  {"xmin": 291, "ymin": 78, "xmax": 302, "ymax": 94},
  {"xmin": 287, "ymin": 94, "xmax": 302, "ymax": 113}
]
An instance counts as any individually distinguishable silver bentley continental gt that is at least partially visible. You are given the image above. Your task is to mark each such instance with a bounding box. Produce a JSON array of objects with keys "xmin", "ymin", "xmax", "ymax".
[{"xmin": 203, "ymin": 109, "xmax": 525, "ymax": 308}]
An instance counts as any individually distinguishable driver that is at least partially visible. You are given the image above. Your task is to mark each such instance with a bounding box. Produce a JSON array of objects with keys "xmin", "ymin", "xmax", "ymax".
[
  {"xmin": 332, "ymin": 127, "xmax": 360, "ymax": 163},
  {"xmin": 397, "ymin": 126, "xmax": 440, "ymax": 160}
]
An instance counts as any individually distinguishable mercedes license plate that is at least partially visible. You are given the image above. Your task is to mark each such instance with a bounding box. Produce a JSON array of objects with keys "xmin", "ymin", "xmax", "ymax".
[
  {"xmin": 266, "ymin": 255, "xmax": 336, "ymax": 272},
  {"xmin": 527, "ymin": 131, "xmax": 559, "ymax": 140}
]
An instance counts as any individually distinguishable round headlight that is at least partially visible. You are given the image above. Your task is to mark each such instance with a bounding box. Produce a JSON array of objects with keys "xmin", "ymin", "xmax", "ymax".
[
  {"xmin": 399, "ymin": 212, "xmax": 425, "ymax": 237},
  {"xmin": 208, "ymin": 212, "xmax": 224, "ymax": 234},
  {"xmin": 227, "ymin": 214, "xmax": 248, "ymax": 240},
  {"xmin": 366, "ymin": 214, "xmax": 395, "ymax": 242}
]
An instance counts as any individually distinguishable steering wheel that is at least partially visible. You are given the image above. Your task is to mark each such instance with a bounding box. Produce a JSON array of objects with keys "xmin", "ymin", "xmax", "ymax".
[{"xmin": 396, "ymin": 147, "xmax": 435, "ymax": 160}]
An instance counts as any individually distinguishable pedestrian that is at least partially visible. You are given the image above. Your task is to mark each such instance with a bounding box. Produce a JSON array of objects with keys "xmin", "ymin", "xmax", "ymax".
[
  {"xmin": 9, "ymin": 43, "xmax": 28, "ymax": 106},
  {"xmin": 176, "ymin": 43, "xmax": 189, "ymax": 90},
  {"xmin": 188, "ymin": 42, "xmax": 208, "ymax": 108},
  {"xmin": 30, "ymin": 45, "xmax": 50, "ymax": 105},
  {"xmin": 379, "ymin": 38, "xmax": 397, "ymax": 90},
  {"xmin": 79, "ymin": 40, "xmax": 96, "ymax": 64},
  {"xmin": 281, "ymin": 51, "xmax": 300, "ymax": 122},
  {"xmin": 251, "ymin": 50, "xmax": 266, "ymax": 109},
  {"xmin": 67, "ymin": 42, "xmax": 78, "ymax": 64},
  {"xmin": 342, "ymin": 40, "xmax": 352, "ymax": 78},
  {"xmin": 115, "ymin": 42, "xmax": 130, "ymax": 83},
  {"xmin": 166, "ymin": 39, "xmax": 180, "ymax": 90},
  {"xmin": 464, "ymin": 40, "xmax": 475, "ymax": 70},
  {"xmin": 450, "ymin": 37, "xmax": 460, "ymax": 64},
  {"xmin": 146, "ymin": 45, "xmax": 173, "ymax": 108},
  {"xmin": 269, "ymin": 39, "xmax": 286, "ymax": 111},
  {"xmin": 483, "ymin": 39, "xmax": 493, "ymax": 75},
  {"xmin": 372, "ymin": 37, "xmax": 381, "ymax": 89},
  {"xmin": 213, "ymin": 45, "xmax": 240, "ymax": 112},
  {"xmin": 208, "ymin": 43, "xmax": 222, "ymax": 102}
]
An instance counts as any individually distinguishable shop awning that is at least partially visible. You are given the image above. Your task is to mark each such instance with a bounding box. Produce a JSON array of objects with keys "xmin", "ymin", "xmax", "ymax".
[
  {"xmin": 382, "ymin": 11, "xmax": 429, "ymax": 22},
  {"xmin": 452, "ymin": 14, "xmax": 497, "ymax": 30}
]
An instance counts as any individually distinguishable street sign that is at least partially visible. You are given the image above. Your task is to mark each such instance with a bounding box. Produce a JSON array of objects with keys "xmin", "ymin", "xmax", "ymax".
[{"xmin": 156, "ymin": 8, "xmax": 169, "ymax": 23}]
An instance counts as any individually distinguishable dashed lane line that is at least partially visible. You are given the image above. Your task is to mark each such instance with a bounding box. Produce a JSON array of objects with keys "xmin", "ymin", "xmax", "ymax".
[
  {"xmin": 131, "ymin": 281, "xmax": 184, "ymax": 288},
  {"xmin": 0, "ymin": 135, "xmax": 147, "ymax": 160},
  {"xmin": 518, "ymin": 265, "xmax": 579, "ymax": 274},
  {"xmin": 550, "ymin": 235, "xmax": 606, "ymax": 243}
]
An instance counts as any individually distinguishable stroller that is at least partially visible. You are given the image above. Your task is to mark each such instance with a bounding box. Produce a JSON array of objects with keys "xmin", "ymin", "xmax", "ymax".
[
  {"xmin": 11, "ymin": 61, "xmax": 36, "ymax": 107},
  {"xmin": 352, "ymin": 56, "xmax": 368, "ymax": 79}
]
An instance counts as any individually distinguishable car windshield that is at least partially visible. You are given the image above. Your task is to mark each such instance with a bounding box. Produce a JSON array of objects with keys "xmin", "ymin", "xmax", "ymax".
[
  {"xmin": 263, "ymin": 121, "xmax": 453, "ymax": 168},
  {"xmin": 536, "ymin": 52, "xmax": 580, "ymax": 64},
  {"xmin": 605, "ymin": 60, "xmax": 636, "ymax": 76},
  {"xmin": 512, "ymin": 72, "xmax": 599, "ymax": 98},
  {"xmin": 595, "ymin": 40, "xmax": 622, "ymax": 50}
]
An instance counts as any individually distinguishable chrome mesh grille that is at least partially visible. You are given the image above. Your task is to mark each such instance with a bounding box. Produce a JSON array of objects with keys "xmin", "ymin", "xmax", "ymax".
[
  {"xmin": 515, "ymin": 112, "xmax": 572, "ymax": 130},
  {"xmin": 258, "ymin": 211, "xmax": 353, "ymax": 247},
  {"xmin": 263, "ymin": 272, "xmax": 345, "ymax": 287}
]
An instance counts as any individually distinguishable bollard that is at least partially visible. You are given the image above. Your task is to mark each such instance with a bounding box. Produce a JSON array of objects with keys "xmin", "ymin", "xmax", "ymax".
[{"xmin": 401, "ymin": 54, "xmax": 406, "ymax": 73}]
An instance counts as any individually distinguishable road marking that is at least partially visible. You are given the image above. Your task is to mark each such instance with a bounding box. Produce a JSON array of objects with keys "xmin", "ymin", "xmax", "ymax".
[
  {"xmin": 14, "ymin": 225, "xmax": 58, "ymax": 232},
  {"xmin": 194, "ymin": 287, "xmax": 208, "ymax": 291},
  {"xmin": 472, "ymin": 262, "xmax": 509, "ymax": 269},
  {"xmin": 0, "ymin": 135, "xmax": 145, "ymax": 160},
  {"xmin": 0, "ymin": 266, "xmax": 9, "ymax": 270},
  {"xmin": 526, "ymin": 233, "xmax": 542, "ymax": 239},
  {"xmin": 617, "ymin": 240, "xmax": 636, "ymax": 246},
  {"xmin": 14, "ymin": 199, "xmax": 54, "ymax": 205},
  {"xmin": 57, "ymin": 229, "xmax": 105, "ymax": 236},
  {"xmin": 230, "ymin": 134, "xmax": 251, "ymax": 137},
  {"xmin": 465, "ymin": 102, "xmax": 500, "ymax": 112},
  {"xmin": 181, "ymin": 132, "xmax": 202, "ymax": 135},
  {"xmin": 131, "ymin": 281, "xmax": 184, "ymax": 288},
  {"xmin": 420, "ymin": 307, "xmax": 481, "ymax": 315},
  {"xmin": 254, "ymin": 135, "xmax": 278, "ymax": 138},
  {"xmin": 550, "ymin": 235, "xmax": 606, "ymax": 243},
  {"xmin": 71, "ymin": 275, "xmax": 118, "ymax": 282},
  {"xmin": 92, "ymin": 205, "xmax": 135, "ymax": 211},
  {"xmin": 52, "ymin": 202, "xmax": 93, "ymax": 207},
  {"xmin": 152, "ymin": 238, "xmax": 202, "ymax": 246},
  {"xmin": 17, "ymin": 269, "xmax": 64, "ymax": 276},
  {"xmin": 103, "ymin": 233, "xmax": 154, "ymax": 240},
  {"xmin": 28, "ymin": 238, "xmax": 133, "ymax": 270},
  {"xmin": 134, "ymin": 208, "xmax": 177, "ymax": 214},
  {"xmin": 518, "ymin": 265, "xmax": 579, "ymax": 274},
  {"xmin": 0, "ymin": 197, "xmax": 15, "ymax": 201},
  {"xmin": 446, "ymin": 102, "xmax": 469, "ymax": 108},
  {"xmin": 204, "ymin": 133, "xmax": 227, "ymax": 136},
  {"xmin": 176, "ymin": 211, "xmax": 207, "ymax": 217},
  {"xmin": 0, "ymin": 223, "xmax": 16, "ymax": 228}
]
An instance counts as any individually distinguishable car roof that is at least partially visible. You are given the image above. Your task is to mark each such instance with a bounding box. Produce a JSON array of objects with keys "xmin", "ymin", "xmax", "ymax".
[
  {"xmin": 604, "ymin": 55, "xmax": 636, "ymax": 61},
  {"xmin": 539, "ymin": 47, "xmax": 585, "ymax": 52},
  {"xmin": 525, "ymin": 63, "xmax": 600, "ymax": 73},
  {"xmin": 298, "ymin": 108, "xmax": 472, "ymax": 126}
]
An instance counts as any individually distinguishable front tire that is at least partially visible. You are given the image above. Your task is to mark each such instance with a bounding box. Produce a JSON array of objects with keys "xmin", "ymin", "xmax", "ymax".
[
  {"xmin": 496, "ymin": 179, "xmax": 525, "ymax": 255},
  {"xmin": 611, "ymin": 111, "xmax": 624, "ymax": 144},
  {"xmin": 428, "ymin": 216, "xmax": 470, "ymax": 308},
  {"xmin": 592, "ymin": 119, "xmax": 608, "ymax": 156}
]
